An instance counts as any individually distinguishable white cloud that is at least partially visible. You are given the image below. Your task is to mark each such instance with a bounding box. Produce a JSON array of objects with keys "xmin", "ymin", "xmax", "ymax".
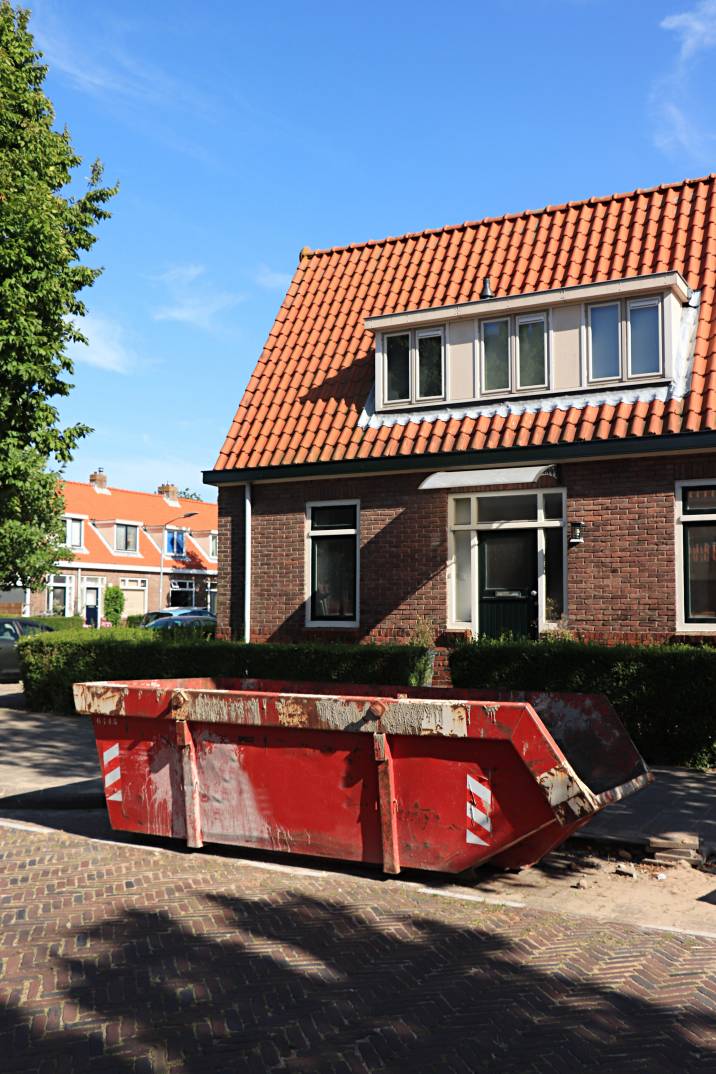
[
  {"xmin": 651, "ymin": 2, "xmax": 716, "ymax": 161},
  {"xmin": 152, "ymin": 263, "xmax": 244, "ymax": 332},
  {"xmin": 67, "ymin": 313, "xmax": 136, "ymax": 374},
  {"xmin": 256, "ymin": 263, "xmax": 292, "ymax": 290},
  {"xmin": 661, "ymin": 1, "xmax": 716, "ymax": 61}
]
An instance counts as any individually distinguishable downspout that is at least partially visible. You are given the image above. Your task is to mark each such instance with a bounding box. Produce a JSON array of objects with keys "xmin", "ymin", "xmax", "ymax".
[{"xmin": 244, "ymin": 483, "xmax": 252, "ymax": 643}]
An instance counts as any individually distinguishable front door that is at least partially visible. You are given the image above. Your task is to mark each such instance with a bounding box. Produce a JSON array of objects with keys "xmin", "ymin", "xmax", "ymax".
[
  {"xmin": 85, "ymin": 586, "xmax": 99, "ymax": 627},
  {"xmin": 478, "ymin": 530, "xmax": 538, "ymax": 638}
]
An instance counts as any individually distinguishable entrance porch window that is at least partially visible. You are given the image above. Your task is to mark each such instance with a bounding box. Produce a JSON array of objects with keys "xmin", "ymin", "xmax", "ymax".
[
  {"xmin": 169, "ymin": 579, "xmax": 195, "ymax": 607},
  {"xmin": 46, "ymin": 574, "xmax": 72, "ymax": 616},
  {"xmin": 448, "ymin": 489, "xmax": 566, "ymax": 637}
]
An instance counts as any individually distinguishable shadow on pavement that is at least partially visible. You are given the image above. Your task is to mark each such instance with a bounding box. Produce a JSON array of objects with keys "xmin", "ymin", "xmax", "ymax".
[{"xmin": 0, "ymin": 887, "xmax": 712, "ymax": 1072}]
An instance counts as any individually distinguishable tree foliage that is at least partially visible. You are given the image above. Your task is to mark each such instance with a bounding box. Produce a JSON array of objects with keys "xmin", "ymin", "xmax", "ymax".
[
  {"xmin": 103, "ymin": 585, "xmax": 124, "ymax": 628},
  {"xmin": 0, "ymin": 3, "xmax": 117, "ymax": 589}
]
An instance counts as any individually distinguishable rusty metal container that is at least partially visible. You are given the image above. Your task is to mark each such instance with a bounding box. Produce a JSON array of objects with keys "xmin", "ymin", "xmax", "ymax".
[{"xmin": 73, "ymin": 678, "xmax": 651, "ymax": 874}]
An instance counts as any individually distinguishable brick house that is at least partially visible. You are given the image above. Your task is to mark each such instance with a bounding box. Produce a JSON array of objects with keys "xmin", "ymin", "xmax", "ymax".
[
  {"xmin": 25, "ymin": 471, "xmax": 218, "ymax": 624},
  {"xmin": 204, "ymin": 174, "xmax": 716, "ymax": 647}
]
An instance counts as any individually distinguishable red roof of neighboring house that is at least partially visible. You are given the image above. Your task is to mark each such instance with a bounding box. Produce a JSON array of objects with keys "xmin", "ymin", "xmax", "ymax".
[
  {"xmin": 61, "ymin": 481, "xmax": 217, "ymax": 571},
  {"xmin": 213, "ymin": 174, "xmax": 716, "ymax": 475}
]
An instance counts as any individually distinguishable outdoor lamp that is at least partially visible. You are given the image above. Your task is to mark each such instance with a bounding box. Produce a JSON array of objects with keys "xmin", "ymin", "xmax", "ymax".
[{"xmin": 569, "ymin": 520, "xmax": 584, "ymax": 544}]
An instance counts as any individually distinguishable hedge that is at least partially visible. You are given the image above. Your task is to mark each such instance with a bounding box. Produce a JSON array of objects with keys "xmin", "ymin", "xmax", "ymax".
[
  {"xmin": 125, "ymin": 615, "xmax": 144, "ymax": 628},
  {"xmin": 449, "ymin": 636, "xmax": 716, "ymax": 769},
  {"xmin": 11, "ymin": 615, "xmax": 84, "ymax": 632},
  {"xmin": 18, "ymin": 629, "xmax": 433, "ymax": 714}
]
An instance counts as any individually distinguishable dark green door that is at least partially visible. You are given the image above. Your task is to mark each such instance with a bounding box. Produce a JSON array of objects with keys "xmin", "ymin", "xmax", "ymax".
[{"xmin": 478, "ymin": 530, "xmax": 538, "ymax": 638}]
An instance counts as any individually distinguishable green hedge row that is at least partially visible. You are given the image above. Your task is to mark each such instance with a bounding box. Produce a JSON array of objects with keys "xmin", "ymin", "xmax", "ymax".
[
  {"xmin": 450, "ymin": 636, "xmax": 716, "ymax": 769},
  {"xmin": 11, "ymin": 615, "xmax": 85, "ymax": 631},
  {"xmin": 18, "ymin": 629, "xmax": 433, "ymax": 714},
  {"xmin": 124, "ymin": 615, "xmax": 144, "ymax": 628}
]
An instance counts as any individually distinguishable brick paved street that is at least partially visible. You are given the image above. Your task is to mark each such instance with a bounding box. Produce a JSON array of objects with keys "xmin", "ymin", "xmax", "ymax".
[{"xmin": 0, "ymin": 823, "xmax": 715, "ymax": 1074}]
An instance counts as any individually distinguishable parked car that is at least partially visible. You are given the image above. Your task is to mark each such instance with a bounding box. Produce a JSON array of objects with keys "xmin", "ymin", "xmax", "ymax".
[
  {"xmin": 140, "ymin": 607, "xmax": 215, "ymax": 628},
  {"xmin": 144, "ymin": 614, "xmax": 216, "ymax": 636},
  {"xmin": 0, "ymin": 618, "xmax": 53, "ymax": 683}
]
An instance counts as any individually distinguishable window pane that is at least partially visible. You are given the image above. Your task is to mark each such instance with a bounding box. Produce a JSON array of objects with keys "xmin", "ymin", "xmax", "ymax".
[
  {"xmin": 50, "ymin": 587, "xmax": 66, "ymax": 615},
  {"xmin": 67, "ymin": 520, "xmax": 82, "ymax": 546},
  {"xmin": 483, "ymin": 320, "xmax": 509, "ymax": 392},
  {"xmin": 478, "ymin": 495, "xmax": 537, "ymax": 522},
  {"xmin": 684, "ymin": 486, "xmax": 716, "ymax": 513},
  {"xmin": 311, "ymin": 505, "xmax": 356, "ymax": 530},
  {"xmin": 543, "ymin": 493, "xmax": 564, "ymax": 520},
  {"xmin": 686, "ymin": 525, "xmax": 716, "ymax": 620},
  {"xmin": 454, "ymin": 530, "xmax": 472, "ymax": 623},
  {"xmin": 311, "ymin": 535, "xmax": 357, "ymax": 621},
  {"xmin": 518, "ymin": 319, "xmax": 546, "ymax": 387},
  {"xmin": 590, "ymin": 304, "xmax": 620, "ymax": 379},
  {"xmin": 630, "ymin": 304, "xmax": 660, "ymax": 375},
  {"xmin": 126, "ymin": 526, "xmax": 137, "ymax": 552},
  {"xmin": 545, "ymin": 528, "xmax": 564, "ymax": 620},
  {"xmin": 417, "ymin": 335, "xmax": 442, "ymax": 398},
  {"xmin": 482, "ymin": 532, "xmax": 534, "ymax": 590},
  {"xmin": 386, "ymin": 334, "xmax": 410, "ymax": 401},
  {"xmin": 453, "ymin": 498, "xmax": 471, "ymax": 525}
]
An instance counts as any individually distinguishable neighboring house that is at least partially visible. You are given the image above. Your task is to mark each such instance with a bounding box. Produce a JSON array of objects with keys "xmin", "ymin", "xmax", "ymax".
[
  {"xmin": 27, "ymin": 471, "xmax": 218, "ymax": 624},
  {"xmin": 204, "ymin": 173, "xmax": 716, "ymax": 646}
]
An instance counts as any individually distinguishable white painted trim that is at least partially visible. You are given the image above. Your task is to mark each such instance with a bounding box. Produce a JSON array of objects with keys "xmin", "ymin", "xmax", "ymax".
[
  {"xmin": 587, "ymin": 300, "xmax": 621, "ymax": 383},
  {"xmin": 515, "ymin": 311, "xmax": 549, "ymax": 392},
  {"xmin": 674, "ymin": 478, "xmax": 716, "ymax": 633},
  {"xmin": 478, "ymin": 316, "xmax": 511, "ymax": 396},
  {"xmin": 415, "ymin": 325, "xmax": 446, "ymax": 401},
  {"xmin": 114, "ymin": 522, "xmax": 140, "ymax": 554},
  {"xmin": 365, "ymin": 271, "xmax": 691, "ymax": 331},
  {"xmin": 244, "ymin": 483, "xmax": 252, "ymax": 643},
  {"xmin": 305, "ymin": 499, "xmax": 360, "ymax": 629},
  {"xmin": 626, "ymin": 296, "xmax": 662, "ymax": 380},
  {"xmin": 54, "ymin": 560, "xmax": 217, "ymax": 575}
]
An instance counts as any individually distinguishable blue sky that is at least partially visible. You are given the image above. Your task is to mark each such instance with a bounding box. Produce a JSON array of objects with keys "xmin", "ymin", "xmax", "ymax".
[{"xmin": 27, "ymin": 0, "xmax": 716, "ymax": 500}]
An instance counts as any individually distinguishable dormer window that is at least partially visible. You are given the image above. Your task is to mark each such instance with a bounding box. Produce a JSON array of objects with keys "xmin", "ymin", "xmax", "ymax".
[
  {"xmin": 65, "ymin": 518, "xmax": 83, "ymax": 548},
  {"xmin": 370, "ymin": 271, "xmax": 688, "ymax": 414},
  {"xmin": 166, "ymin": 529, "xmax": 185, "ymax": 556},
  {"xmin": 385, "ymin": 328, "xmax": 444, "ymax": 404},
  {"xmin": 588, "ymin": 297, "xmax": 662, "ymax": 383}
]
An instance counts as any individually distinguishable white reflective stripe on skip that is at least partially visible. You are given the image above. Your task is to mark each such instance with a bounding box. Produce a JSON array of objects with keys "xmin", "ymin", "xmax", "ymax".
[
  {"xmin": 107, "ymin": 790, "xmax": 122, "ymax": 802},
  {"xmin": 103, "ymin": 743, "xmax": 120, "ymax": 766},
  {"xmin": 466, "ymin": 830, "xmax": 488, "ymax": 845},
  {"xmin": 467, "ymin": 801, "xmax": 492, "ymax": 832},
  {"xmin": 466, "ymin": 774, "xmax": 491, "ymax": 807},
  {"xmin": 104, "ymin": 767, "xmax": 121, "ymax": 788}
]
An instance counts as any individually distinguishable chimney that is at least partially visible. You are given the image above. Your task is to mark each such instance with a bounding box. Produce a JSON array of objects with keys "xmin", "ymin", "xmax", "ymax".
[
  {"xmin": 157, "ymin": 482, "xmax": 179, "ymax": 500},
  {"xmin": 89, "ymin": 468, "xmax": 107, "ymax": 489}
]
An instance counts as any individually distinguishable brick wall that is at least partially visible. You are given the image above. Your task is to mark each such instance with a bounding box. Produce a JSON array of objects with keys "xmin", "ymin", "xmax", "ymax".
[{"xmin": 217, "ymin": 450, "xmax": 716, "ymax": 645}]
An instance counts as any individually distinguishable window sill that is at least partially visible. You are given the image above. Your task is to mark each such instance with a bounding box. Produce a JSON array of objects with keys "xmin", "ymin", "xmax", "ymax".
[{"xmin": 305, "ymin": 620, "xmax": 360, "ymax": 630}]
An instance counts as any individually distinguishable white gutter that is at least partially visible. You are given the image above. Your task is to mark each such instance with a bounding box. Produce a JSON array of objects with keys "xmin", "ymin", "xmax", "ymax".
[{"xmin": 244, "ymin": 483, "xmax": 252, "ymax": 643}]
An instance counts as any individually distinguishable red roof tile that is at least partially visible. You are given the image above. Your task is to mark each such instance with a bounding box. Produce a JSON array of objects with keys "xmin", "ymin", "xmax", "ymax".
[{"xmin": 215, "ymin": 175, "xmax": 716, "ymax": 474}]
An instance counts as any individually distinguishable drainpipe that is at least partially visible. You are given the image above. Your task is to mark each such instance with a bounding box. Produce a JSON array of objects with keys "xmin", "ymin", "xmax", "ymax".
[{"xmin": 244, "ymin": 483, "xmax": 252, "ymax": 643}]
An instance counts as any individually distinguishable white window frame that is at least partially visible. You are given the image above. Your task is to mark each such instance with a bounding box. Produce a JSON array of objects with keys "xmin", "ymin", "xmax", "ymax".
[
  {"xmin": 587, "ymin": 300, "xmax": 622, "ymax": 383},
  {"xmin": 447, "ymin": 489, "xmax": 567, "ymax": 635},
  {"xmin": 514, "ymin": 312, "xmax": 549, "ymax": 392},
  {"xmin": 169, "ymin": 578, "xmax": 195, "ymax": 606},
  {"xmin": 305, "ymin": 499, "xmax": 360, "ymax": 628},
  {"xmin": 209, "ymin": 532, "xmax": 218, "ymax": 559},
  {"xmin": 166, "ymin": 528, "xmax": 187, "ymax": 557},
  {"xmin": 626, "ymin": 297, "xmax": 662, "ymax": 380},
  {"xmin": 587, "ymin": 296, "xmax": 664, "ymax": 385},
  {"xmin": 674, "ymin": 479, "xmax": 716, "ymax": 633},
  {"xmin": 415, "ymin": 326, "xmax": 445, "ymax": 401},
  {"xmin": 115, "ymin": 522, "xmax": 139, "ymax": 554},
  {"xmin": 207, "ymin": 579, "xmax": 217, "ymax": 613},
  {"xmin": 382, "ymin": 329, "xmax": 446, "ymax": 407},
  {"xmin": 65, "ymin": 518, "xmax": 84, "ymax": 549},
  {"xmin": 384, "ymin": 331, "xmax": 412, "ymax": 404},
  {"xmin": 479, "ymin": 317, "xmax": 511, "ymax": 397},
  {"xmin": 46, "ymin": 573, "xmax": 74, "ymax": 617}
]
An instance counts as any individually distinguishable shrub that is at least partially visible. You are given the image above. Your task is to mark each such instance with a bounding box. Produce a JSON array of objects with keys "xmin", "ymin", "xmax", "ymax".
[
  {"xmin": 103, "ymin": 586, "xmax": 124, "ymax": 627},
  {"xmin": 11, "ymin": 615, "xmax": 84, "ymax": 631},
  {"xmin": 125, "ymin": 614, "xmax": 144, "ymax": 628},
  {"xmin": 449, "ymin": 636, "xmax": 716, "ymax": 769},
  {"xmin": 18, "ymin": 630, "xmax": 432, "ymax": 714}
]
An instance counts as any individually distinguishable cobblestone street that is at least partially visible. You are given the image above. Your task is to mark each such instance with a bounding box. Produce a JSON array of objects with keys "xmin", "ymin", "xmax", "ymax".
[{"xmin": 1, "ymin": 822, "xmax": 715, "ymax": 1073}]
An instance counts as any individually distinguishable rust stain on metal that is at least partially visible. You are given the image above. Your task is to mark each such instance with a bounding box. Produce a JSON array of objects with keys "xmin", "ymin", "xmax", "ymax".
[
  {"xmin": 73, "ymin": 683, "xmax": 127, "ymax": 717},
  {"xmin": 276, "ymin": 697, "xmax": 310, "ymax": 727}
]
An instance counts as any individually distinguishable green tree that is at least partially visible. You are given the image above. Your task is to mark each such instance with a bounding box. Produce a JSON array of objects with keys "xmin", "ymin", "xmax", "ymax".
[
  {"xmin": 0, "ymin": 2, "xmax": 117, "ymax": 589},
  {"xmin": 103, "ymin": 585, "xmax": 124, "ymax": 627}
]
